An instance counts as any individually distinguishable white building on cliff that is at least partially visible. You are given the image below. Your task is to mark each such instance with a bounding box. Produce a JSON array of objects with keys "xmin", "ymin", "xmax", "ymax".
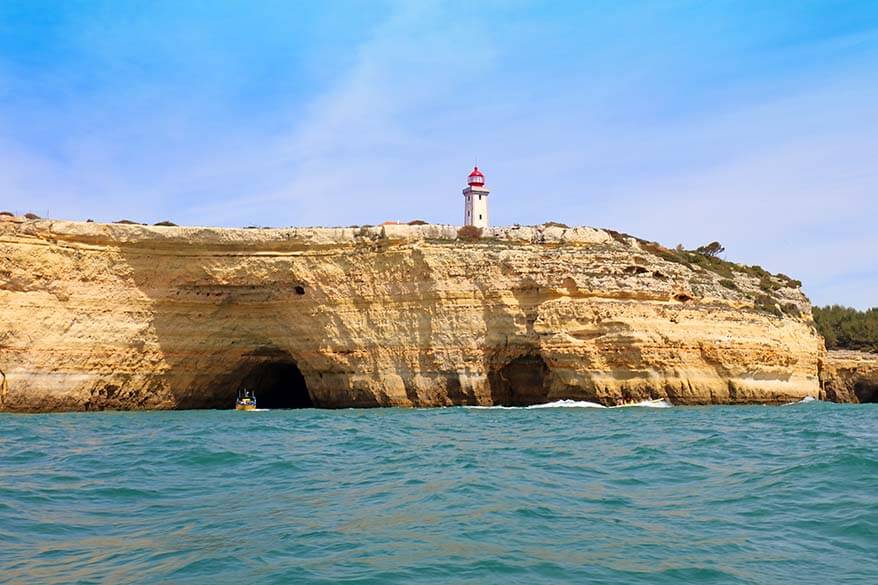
[{"xmin": 463, "ymin": 166, "xmax": 490, "ymax": 228}]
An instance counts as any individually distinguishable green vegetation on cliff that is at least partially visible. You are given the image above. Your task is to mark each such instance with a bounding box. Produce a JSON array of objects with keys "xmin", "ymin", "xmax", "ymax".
[
  {"xmin": 605, "ymin": 233, "xmax": 801, "ymax": 286},
  {"xmin": 603, "ymin": 232, "xmax": 803, "ymax": 317},
  {"xmin": 814, "ymin": 305, "xmax": 878, "ymax": 352}
]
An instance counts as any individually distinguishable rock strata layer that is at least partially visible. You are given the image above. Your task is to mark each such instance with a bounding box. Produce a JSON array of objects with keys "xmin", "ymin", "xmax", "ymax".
[
  {"xmin": 0, "ymin": 217, "xmax": 823, "ymax": 411},
  {"xmin": 821, "ymin": 350, "xmax": 878, "ymax": 403}
]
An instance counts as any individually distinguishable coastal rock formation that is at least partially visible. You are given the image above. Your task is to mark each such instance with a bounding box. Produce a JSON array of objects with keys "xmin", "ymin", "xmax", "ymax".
[
  {"xmin": 0, "ymin": 216, "xmax": 823, "ymax": 411},
  {"xmin": 821, "ymin": 350, "xmax": 878, "ymax": 403}
]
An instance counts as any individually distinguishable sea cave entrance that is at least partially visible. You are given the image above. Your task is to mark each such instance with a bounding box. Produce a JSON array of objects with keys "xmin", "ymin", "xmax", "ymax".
[
  {"xmin": 854, "ymin": 381, "xmax": 878, "ymax": 404},
  {"xmin": 489, "ymin": 355, "xmax": 550, "ymax": 406},
  {"xmin": 238, "ymin": 360, "xmax": 313, "ymax": 409}
]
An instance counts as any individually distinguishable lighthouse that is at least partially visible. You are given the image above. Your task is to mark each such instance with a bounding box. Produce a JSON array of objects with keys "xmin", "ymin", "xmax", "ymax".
[{"xmin": 463, "ymin": 166, "xmax": 490, "ymax": 228}]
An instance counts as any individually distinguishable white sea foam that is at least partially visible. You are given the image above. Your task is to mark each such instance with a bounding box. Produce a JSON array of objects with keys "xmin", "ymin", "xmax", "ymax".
[
  {"xmin": 463, "ymin": 400, "xmax": 605, "ymax": 410},
  {"xmin": 527, "ymin": 399, "xmax": 606, "ymax": 409},
  {"xmin": 464, "ymin": 398, "xmax": 673, "ymax": 409},
  {"xmin": 783, "ymin": 396, "xmax": 819, "ymax": 406},
  {"xmin": 627, "ymin": 399, "xmax": 673, "ymax": 408}
]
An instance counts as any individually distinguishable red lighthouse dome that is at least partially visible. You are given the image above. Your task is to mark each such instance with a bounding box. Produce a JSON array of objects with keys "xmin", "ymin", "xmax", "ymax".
[{"xmin": 467, "ymin": 166, "xmax": 485, "ymax": 187}]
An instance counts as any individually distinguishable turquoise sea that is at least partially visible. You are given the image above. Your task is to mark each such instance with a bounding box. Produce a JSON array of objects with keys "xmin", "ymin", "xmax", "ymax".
[{"xmin": 1, "ymin": 402, "xmax": 875, "ymax": 584}]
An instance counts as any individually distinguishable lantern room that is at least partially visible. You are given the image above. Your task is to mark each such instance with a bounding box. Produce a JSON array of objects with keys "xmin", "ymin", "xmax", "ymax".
[{"xmin": 467, "ymin": 166, "xmax": 485, "ymax": 187}]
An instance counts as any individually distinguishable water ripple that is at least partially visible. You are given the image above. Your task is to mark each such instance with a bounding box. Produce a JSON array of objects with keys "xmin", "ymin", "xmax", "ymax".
[{"xmin": 0, "ymin": 403, "xmax": 875, "ymax": 584}]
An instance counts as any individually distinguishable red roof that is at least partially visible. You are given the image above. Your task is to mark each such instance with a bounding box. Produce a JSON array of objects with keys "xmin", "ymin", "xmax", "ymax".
[{"xmin": 467, "ymin": 166, "xmax": 485, "ymax": 186}]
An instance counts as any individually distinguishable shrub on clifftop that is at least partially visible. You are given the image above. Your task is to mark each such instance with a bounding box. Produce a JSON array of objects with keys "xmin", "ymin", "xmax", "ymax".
[
  {"xmin": 695, "ymin": 241, "xmax": 725, "ymax": 257},
  {"xmin": 457, "ymin": 225, "xmax": 483, "ymax": 240},
  {"xmin": 814, "ymin": 305, "xmax": 878, "ymax": 353},
  {"xmin": 605, "ymin": 231, "xmax": 801, "ymax": 294}
]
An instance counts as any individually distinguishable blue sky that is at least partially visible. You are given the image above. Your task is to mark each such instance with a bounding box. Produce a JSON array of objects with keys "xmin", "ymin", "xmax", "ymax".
[{"xmin": 1, "ymin": 0, "xmax": 876, "ymax": 308}]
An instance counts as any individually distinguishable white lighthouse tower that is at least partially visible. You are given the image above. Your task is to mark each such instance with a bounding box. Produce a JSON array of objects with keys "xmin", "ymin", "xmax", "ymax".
[{"xmin": 463, "ymin": 165, "xmax": 490, "ymax": 228}]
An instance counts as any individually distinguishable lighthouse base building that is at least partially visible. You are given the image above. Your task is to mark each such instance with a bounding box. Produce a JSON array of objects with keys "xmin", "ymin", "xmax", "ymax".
[{"xmin": 463, "ymin": 166, "xmax": 490, "ymax": 228}]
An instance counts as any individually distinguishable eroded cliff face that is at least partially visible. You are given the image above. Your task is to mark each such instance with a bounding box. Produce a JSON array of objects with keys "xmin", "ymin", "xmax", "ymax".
[
  {"xmin": 821, "ymin": 350, "xmax": 878, "ymax": 403},
  {"xmin": 0, "ymin": 217, "xmax": 823, "ymax": 411}
]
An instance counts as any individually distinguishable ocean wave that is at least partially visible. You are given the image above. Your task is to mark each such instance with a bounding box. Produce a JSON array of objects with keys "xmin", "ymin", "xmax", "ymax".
[
  {"xmin": 463, "ymin": 400, "xmax": 605, "ymax": 409},
  {"xmin": 3, "ymin": 401, "xmax": 873, "ymax": 584},
  {"xmin": 464, "ymin": 399, "xmax": 673, "ymax": 409},
  {"xmin": 782, "ymin": 396, "xmax": 819, "ymax": 406},
  {"xmin": 528, "ymin": 399, "xmax": 607, "ymax": 409},
  {"xmin": 628, "ymin": 399, "xmax": 673, "ymax": 408}
]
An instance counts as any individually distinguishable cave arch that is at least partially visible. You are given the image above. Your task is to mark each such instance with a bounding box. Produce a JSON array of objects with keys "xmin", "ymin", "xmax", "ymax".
[
  {"xmin": 238, "ymin": 359, "xmax": 313, "ymax": 409},
  {"xmin": 489, "ymin": 354, "xmax": 550, "ymax": 406},
  {"xmin": 854, "ymin": 381, "xmax": 877, "ymax": 404}
]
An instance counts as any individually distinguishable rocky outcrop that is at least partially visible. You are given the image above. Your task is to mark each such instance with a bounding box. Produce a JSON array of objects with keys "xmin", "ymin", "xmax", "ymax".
[
  {"xmin": 821, "ymin": 350, "xmax": 878, "ymax": 403},
  {"xmin": 0, "ymin": 216, "xmax": 823, "ymax": 411}
]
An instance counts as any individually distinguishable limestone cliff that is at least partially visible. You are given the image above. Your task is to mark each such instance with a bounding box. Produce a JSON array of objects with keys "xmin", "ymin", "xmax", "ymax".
[
  {"xmin": 821, "ymin": 350, "xmax": 878, "ymax": 403},
  {"xmin": 0, "ymin": 216, "xmax": 823, "ymax": 411}
]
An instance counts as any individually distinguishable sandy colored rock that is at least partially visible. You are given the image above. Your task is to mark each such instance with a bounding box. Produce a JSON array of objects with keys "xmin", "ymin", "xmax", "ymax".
[
  {"xmin": 0, "ymin": 219, "xmax": 822, "ymax": 411},
  {"xmin": 821, "ymin": 350, "xmax": 878, "ymax": 403}
]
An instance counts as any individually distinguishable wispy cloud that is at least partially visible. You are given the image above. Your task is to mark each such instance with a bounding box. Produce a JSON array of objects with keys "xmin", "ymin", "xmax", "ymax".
[
  {"xmin": 0, "ymin": 1, "xmax": 876, "ymax": 307},
  {"xmin": 188, "ymin": 0, "xmax": 500, "ymax": 227}
]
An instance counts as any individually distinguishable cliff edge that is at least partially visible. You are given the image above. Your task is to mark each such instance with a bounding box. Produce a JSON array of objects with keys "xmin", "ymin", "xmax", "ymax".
[
  {"xmin": 821, "ymin": 350, "xmax": 878, "ymax": 403},
  {"xmin": 0, "ymin": 216, "xmax": 823, "ymax": 411}
]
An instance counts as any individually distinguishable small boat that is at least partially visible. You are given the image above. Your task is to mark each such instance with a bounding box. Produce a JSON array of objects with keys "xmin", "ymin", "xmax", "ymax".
[{"xmin": 235, "ymin": 388, "xmax": 257, "ymax": 411}]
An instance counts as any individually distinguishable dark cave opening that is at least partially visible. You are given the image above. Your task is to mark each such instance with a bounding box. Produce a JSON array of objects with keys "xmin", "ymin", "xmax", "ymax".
[
  {"xmin": 239, "ymin": 360, "xmax": 313, "ymax": 409},
  {"xmin": 489, "ymin": 355, "xmax": 550, "ymax": 406},
  {"xmin": 854, "ymin": 381, "xmax": 878, "ymax": 404}
]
